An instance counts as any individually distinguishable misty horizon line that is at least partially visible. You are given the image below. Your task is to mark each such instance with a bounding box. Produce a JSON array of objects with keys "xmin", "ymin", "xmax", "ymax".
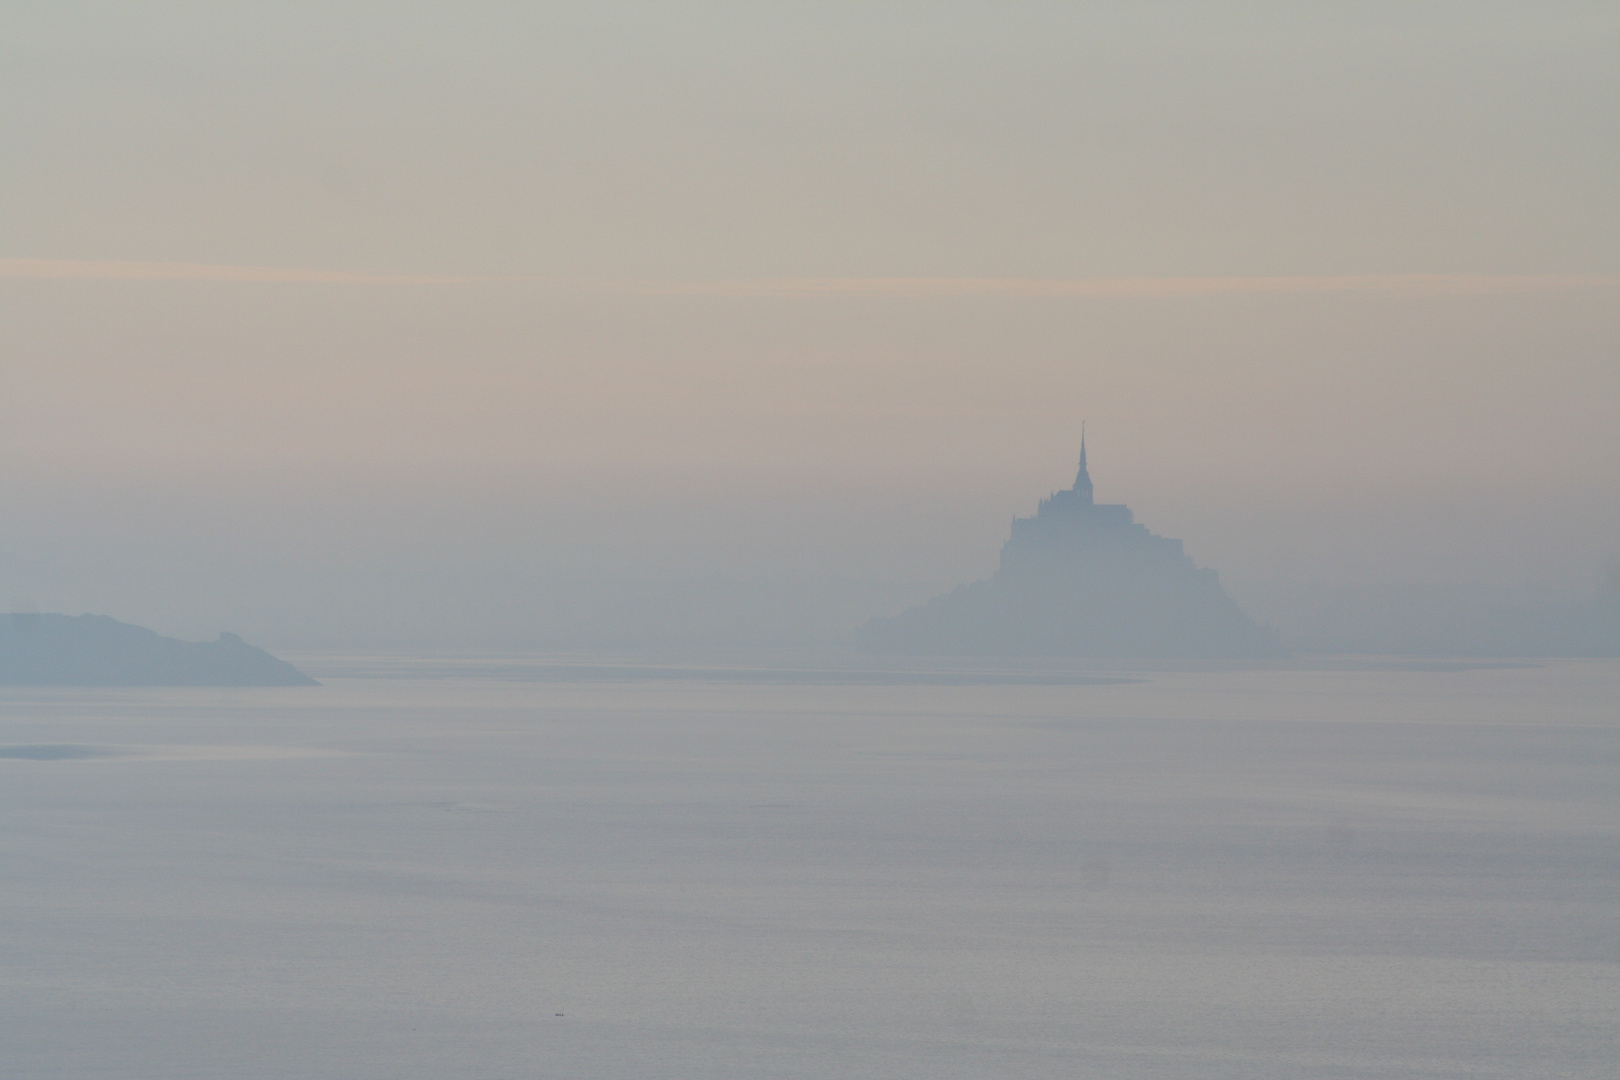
[{"xmin": 5, "ymin": 258, "xmax": 1619, "ymax": 297}]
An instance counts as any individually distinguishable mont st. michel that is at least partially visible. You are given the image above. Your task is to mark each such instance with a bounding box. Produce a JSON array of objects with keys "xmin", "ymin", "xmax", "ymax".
[{"xmin": 859, "ymin": 440, "xmax": 1279, "ymax": 657}]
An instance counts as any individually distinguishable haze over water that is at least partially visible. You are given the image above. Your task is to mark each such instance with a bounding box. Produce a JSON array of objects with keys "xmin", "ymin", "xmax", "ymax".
[
  {"xmin": 4, "ymin": 3, "xmax": 1618, "ymax": 651},
  {"xmin": 4, "ymin": 6, "xmax": 1619, "ymax": 1077},
  {"xmin": 4, "ymin": 659, "xmax": 1617, "ymax": 1078}
]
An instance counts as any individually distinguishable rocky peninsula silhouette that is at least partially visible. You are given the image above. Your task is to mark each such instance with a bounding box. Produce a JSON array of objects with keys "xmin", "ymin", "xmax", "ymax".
[
  {"xmin": 858, "ymin": 440, "xmax": 1279, "ymax": 657},
  {"xmin": 0, "ymin": 613, "xmax": 317, "ymax": 686}
]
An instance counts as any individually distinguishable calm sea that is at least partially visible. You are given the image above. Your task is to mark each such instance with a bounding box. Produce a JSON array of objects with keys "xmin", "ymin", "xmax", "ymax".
[{"xmin": 3, "ymin": 657, "xmax": 1616, "ymax": 1079}]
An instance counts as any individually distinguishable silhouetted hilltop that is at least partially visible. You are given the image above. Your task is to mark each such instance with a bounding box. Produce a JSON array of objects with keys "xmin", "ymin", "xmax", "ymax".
[
  {"xmin": 0, "ymin": 614, "xmax": 317, "ymax": 686},
  {"xmin": 858, "ymin": 442, "xmax": 1280, "ymax": 657}
]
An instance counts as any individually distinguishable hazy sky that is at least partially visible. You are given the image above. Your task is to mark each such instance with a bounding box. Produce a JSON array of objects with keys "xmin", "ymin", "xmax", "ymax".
[{"xmin": 3, "ymin": 2, "xmax": 1617, "ymax": 647}]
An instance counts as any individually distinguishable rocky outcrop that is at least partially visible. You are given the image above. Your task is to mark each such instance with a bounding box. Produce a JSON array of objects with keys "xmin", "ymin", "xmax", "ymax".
[
  {"xmin": 0, "ymin": 613, "xmax": 317, "ymax": 686},
  {"xmin": 858, "ymin": 444, "xmax": 1279, "ymax": 658}
]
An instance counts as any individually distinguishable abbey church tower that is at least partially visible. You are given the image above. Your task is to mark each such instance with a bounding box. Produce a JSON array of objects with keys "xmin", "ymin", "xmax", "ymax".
[
  {"xmin": 858, "ymin": 439, "xmax": 1278, "ymax": 657},
  {"xmin": 1072, "ymin": 429, "xmax": 1093, "ymax": 506}
]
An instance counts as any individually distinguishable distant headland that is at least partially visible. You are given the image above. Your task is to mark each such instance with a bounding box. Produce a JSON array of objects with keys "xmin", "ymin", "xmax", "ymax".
[
  {"xmin": 0, "ymin": 613, "xmax": 317, "ymax": 686},
  {"xmin": 858, "ymin": 438, "xmax": 1280, "ymax": 657}
]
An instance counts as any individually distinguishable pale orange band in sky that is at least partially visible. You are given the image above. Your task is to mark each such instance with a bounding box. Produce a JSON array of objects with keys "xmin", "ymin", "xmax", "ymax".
[
  {"xmin": 0, "ymin": 259, "xmax": 476, "ymax": 284},
  {"xmin": 646, "ymin": 274, "xmax": 1620, "ymax": 297},
  {"xmin": 2, "ymin": 258, "xmax": 1616, "ymax": 296}
]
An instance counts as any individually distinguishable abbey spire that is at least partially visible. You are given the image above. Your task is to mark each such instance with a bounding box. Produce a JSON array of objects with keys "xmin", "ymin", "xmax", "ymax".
[
  {"xmin": 856, "ymin": 438, "xmax": 1281, "ymax": 657},
  {"xmin": 1072, "ymin": 424, "xmax": 1093, "ymax": 505}
]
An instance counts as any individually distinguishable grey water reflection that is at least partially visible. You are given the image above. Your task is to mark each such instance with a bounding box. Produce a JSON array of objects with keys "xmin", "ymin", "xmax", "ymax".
[
  {"xmin": 0, "ymin": 743, "xmax": 125, "ymax": 760},
  {"xmin": 1, "ymin": 661, "xmax": 1616, "ymax": 1079}
]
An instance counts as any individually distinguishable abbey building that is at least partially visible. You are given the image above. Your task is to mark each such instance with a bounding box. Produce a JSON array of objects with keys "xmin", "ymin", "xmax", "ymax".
[{"xmin": 857, "ymin": 440, "xmax": 1279, "ymax": 657}]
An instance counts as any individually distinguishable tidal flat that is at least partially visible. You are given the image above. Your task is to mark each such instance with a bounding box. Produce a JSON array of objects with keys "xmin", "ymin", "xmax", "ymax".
[{"xmin": 2, "ymin": 658, "xmax": 1616, "ymax": 1079}]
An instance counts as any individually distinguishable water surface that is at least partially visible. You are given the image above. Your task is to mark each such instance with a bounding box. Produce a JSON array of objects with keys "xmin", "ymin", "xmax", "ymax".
[{"xmin": 2, "ymin": 659, "xmax": 1615, "ymax": 1078}]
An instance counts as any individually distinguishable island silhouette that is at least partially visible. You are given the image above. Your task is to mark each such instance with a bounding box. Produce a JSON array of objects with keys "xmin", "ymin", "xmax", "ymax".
[
  {"xmin": 0, "ymin": 613, "xmax": 317, "ymax": 686},
  {"xmin": 858, "ymin": 438, "xmax": 1280, "ymax": 657}
]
